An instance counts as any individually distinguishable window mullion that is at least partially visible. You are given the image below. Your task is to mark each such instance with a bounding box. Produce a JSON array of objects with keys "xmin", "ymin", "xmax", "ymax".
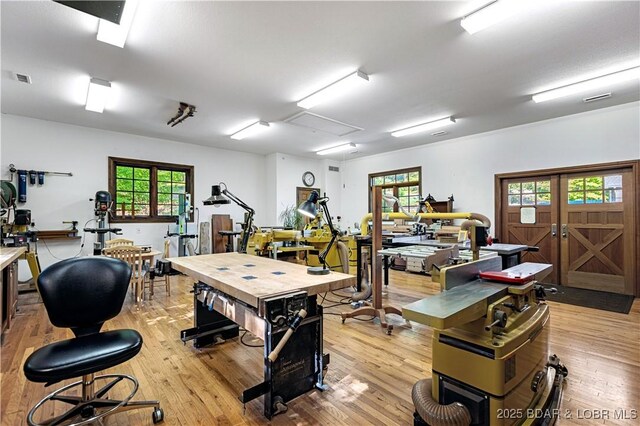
[{"xmin": 150, "ymin": 167, "xmax": 158, "ymax": 218}]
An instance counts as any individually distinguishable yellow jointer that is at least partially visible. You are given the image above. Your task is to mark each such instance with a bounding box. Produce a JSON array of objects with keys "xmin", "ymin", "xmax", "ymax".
[{"xmin": 403, "ymin": 258, "xmax": 568, "ymax": 426}]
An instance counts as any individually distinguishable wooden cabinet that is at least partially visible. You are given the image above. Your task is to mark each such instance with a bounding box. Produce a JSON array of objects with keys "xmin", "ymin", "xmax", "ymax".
[
  {"xmin": 211, "ymin": 215, "xmax": 233, "ymax": 253},
  {"xmin": 1, "ymin": 260, "xmax": 19, "ymax": 336}
]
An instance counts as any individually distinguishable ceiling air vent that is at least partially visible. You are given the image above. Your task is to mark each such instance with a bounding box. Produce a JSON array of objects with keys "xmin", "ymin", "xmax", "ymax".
[
  {"xmin": 328, "ymin": 166, "xmax": 340, "ymax": 172},
  {"xmin": 431, "ymin": 131, "xmax": 448, "ymax": 136},
  {"xmin": 15, "ymin": 73, "xmax": 32, "ymax": 84},
  {"xmin": 583, "ymin": 93, "xmax": 611, "ymax": 103}
]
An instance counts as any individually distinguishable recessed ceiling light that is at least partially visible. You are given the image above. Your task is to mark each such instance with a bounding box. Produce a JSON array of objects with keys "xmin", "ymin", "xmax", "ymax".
[
  {"xmin": 97, "ymin": 0, "xmax": 139, "ymax": 48},
  {"xmin": 460, "ymin": 0, "xmax": 519, "ymax": 35},
  {"xmin": 316, "ymin": 143, "xmax": 357, "ymax": 156},
  {"xmin": 85, "ymin": 78, "xmax": 111, "ymax": 113},
  {"xmin": 532, "ymin": 66, "xmax": 640, "ymax": 103},
  {"xmin": 391, "ymin": 117, "xmax": 456, "ymax": 138},
  {"xmin": 297, "ymin": 70, "xmax": 370, "ymax": 109},
  {"xmin": 230, "ymin": 121, "xmax": 270, "ymax": 140}
]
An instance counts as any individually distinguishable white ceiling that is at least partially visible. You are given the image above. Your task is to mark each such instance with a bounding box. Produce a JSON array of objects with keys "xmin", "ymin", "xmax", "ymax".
[{"xmin": 2, "ymin": 1, "xmax": 639, "ymax": 159}]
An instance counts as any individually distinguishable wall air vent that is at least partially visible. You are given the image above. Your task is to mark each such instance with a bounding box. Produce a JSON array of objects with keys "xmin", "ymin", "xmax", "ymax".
[
  {"xmin": 583, "ymin": 93, "xmax": 611, "ymax": 103},
  {"xmin": 328, "ymin": 166, "xmax": 340, "ymax": 172},
  {"xmin": 15, "ymin": 73, "xmax": 32, "ymax": 84},
  {"xmin": 284, "ymin": 111, "xmax": 363, "ymax": 137},
  {"xmin": 431, "ymin": 131, "xmax": 448, "ymax": 136}
]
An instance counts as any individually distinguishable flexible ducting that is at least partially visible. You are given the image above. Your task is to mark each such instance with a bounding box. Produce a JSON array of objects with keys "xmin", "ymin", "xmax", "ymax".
[
  {"xmin": 351, "ymin": 250, "xmax": 372, "ymax": 302},
  {"xmin": 359, "ymin": 212, "xmax": 492, "ymax": 237},
  {"xmin": 459, "ymin": 213, "xmax": 491, "ymax": 231},
  {"xmin": 412, "ymin": 378, "xmax": 471, "ymax": 426},
  {"xmin": 336, "ymin": 241, "xmax": 349, "ymax": 274}
]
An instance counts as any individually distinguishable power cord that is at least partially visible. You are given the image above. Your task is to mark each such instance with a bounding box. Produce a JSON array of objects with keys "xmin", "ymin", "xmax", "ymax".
[
  {"xmin": 32, "ymin": 219, "xmax": 93, "ymax": 260},
  {"xmin": 239, "ymin": 328, "xmax": 263, "ymax": 348}
]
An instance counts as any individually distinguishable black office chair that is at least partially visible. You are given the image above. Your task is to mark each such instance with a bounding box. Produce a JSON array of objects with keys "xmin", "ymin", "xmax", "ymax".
[{"xmin": 23, "ymin": 257, "xmax": 164, "ymax": 425}]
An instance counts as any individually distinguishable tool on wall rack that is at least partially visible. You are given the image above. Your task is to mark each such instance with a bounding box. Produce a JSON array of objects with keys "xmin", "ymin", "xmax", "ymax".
[
  {"xmin": 7, "ymin": 164, "xmax": 73, "ymax": 203},
  {"xmin": 167, "ymin": 102, "xmax": 196, "ymax": 127}
]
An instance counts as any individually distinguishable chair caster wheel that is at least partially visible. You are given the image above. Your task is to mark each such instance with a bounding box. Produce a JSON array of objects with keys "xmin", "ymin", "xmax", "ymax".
[
  {"xmin": 386, "ymin": 325, "xmax": 393, "ymax": 335},
  {"xmin": 152, "ymin": 407, "xmax": 164, "ymax": 423},
  {"xmin": 341, "ymin": 318, "xmax": 345, "ymax": 324}
]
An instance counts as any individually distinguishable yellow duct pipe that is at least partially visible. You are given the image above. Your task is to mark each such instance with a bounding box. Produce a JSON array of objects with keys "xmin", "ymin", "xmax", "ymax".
[{"xmin": 359, "ymin": 212, "xmax": 491, "ymax": 236}]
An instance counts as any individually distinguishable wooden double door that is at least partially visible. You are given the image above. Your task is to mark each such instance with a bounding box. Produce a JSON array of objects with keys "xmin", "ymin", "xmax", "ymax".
[{"xmin": 497, "ymin": 162, "xmax": 638, "ymax": 295}]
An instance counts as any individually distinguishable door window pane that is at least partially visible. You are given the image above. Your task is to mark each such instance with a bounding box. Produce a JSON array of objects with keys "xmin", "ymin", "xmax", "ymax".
[
  {"xmin": 508, "ymin": 195, "xmax": 520, "ymax": 206},
  {"xmin": 585, "ymin": 176, "xmax": 603, "ymax": 190},
  {"xmin": 568, "ymin": 178, "xmax": 584, "ymax": 191},
  {"xmin": 522, "ymin": 194, "xmax": 535, "ymax": 205},
  {"xmin": 522, "ymin": 182, "xmax": 535, "ymax": 193},
  {"xmin": 604, "ymin": 189, "xmax": 623, "ymax": 203},
  {"xmin": 408, "ymin": 172, "xmax": 419, "ymax": 182},
  {"xmin": 586, "ymin": 191, "xmax": 603, "ymax": 204},
  {"xmin": 604, "ymin": 175, "xmax": 622, "ymax": 189},
  {"xmin": 568, "ymin": 192, "xmax": 584, "ymax": 204},
  {"xmin": 536, "ymin": 181, "xmax": 550, "ymax": 192},
  {"xmin": 537, "ymin": 193, "xmax": 551, "ymax": 205},
  {"xmin": 508, "ymin": 183, "xmax": 520, "ymax": 194}
]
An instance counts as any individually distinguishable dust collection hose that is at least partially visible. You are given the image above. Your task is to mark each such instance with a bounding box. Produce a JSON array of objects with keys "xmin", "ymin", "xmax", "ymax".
[
  {"xmin": 412, "ymin": 378, "xmax": 471, "ymax": 426},
  {"xmin": 459, "ymin": 213, "xmax": 491, "ymax": 231},
  {"xmin": 336, "ymin": 241, "xmax": 349, "ymax": 274},
  {"xmin": 351, "ymin": 249, "xmax": 371, "ymax": 302}
]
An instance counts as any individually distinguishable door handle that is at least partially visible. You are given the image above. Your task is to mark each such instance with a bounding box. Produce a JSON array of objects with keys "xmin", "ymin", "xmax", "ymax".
[
  {"xmin": 551, "ymin": 224, "xmax": 557, "ymax": 237},
  {"xmin": 561, "ymin": 224, "xmax": 568, "ymax": 238}
]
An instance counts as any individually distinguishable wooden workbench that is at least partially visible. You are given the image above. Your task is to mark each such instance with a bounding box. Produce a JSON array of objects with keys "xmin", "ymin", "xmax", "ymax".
[
  {"xmin": 0, "ymin": 247, "xmax": 26, "ymax": 270},
  {"xmin": 168, "ymin": 252, "xmax": 356, "ymax": 419},
  {"xmin": 1, "ymin": 247, "xmax": 27, "ymax": 337},
  {"xmin": 169, "ymin": 252, "xmax": 355, "ymax": 308}
]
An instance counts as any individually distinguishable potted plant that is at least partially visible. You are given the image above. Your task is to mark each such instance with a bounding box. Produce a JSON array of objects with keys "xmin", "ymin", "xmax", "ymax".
[{"xmin": 279, "ymin": 204, "xmax": 304, "ymax": 230}]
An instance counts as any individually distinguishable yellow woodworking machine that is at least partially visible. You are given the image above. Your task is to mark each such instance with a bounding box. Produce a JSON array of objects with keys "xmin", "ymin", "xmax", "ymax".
[{"xmin": 403, "ymin": 258, "xmax": 568, "ymax": 426}]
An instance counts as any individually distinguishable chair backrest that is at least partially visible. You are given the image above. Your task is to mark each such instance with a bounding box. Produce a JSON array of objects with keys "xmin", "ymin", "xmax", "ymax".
[
  {"xmin": 103, "ymin": 245, "xmax": 143, "ymax": 278},
  {"xmin": 105, "ymin": 238, "xmax": 135, "ymax": 248},
  {"xmin": 37, "ymin": 257, "xmax": 132, "ymax": 337}
]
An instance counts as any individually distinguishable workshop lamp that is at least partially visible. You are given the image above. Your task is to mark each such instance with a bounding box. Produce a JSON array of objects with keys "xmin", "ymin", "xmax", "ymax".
[
  {"xmin": 391, "ymin": 117, "xmax": 455, "ymax": 137},
  {"xmin": 298, "ymin": 191, "xmax": 339, "ymax": 275},
  {"xmin": 85, "ymin": 78, "xmax": 112, "ymax": 113},
  {"xmin": 203, "ymin": 183, "xmax": 254, "ymax": 253},
  {"xmin": 316, "ymin": 143, "xmax": 357, "ymax": 156},
  {"xmin": 532, "ymin": 66, "xmax": 640, "ymax": 103},
  {"xmin": 297, "ymin": 70, "xmax": 370, "ymax": 109}
]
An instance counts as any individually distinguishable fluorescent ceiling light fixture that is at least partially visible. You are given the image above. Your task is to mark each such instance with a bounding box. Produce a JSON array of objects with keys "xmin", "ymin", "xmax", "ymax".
[
  {"xmin": 532, "ymin": 66, "xmax": 640, "ymax": 103},
  {"xmin": 391, "ymin": 117, "xmax": 456, "ymax": 137},
  {"xmin": 461, "ymin": 0, "xmax": 519, "ymax": 35},
  {"xmin": 297, "ymin": 70, "xmax": 370, "ymax": 109},
  {"xmin": 85, "ymin": 78, "xmax": 112, "ymax": 113},
  {"xmin": 316, "ymin": 143, "xmax": 357, "ymax": 156},
  {"xmin": 97, "ymin": 0, "xmax": 138, "ymax": 47},
  {"xmin": 230, "ymin": 120, "xmax": 270, "ymax": 140}
]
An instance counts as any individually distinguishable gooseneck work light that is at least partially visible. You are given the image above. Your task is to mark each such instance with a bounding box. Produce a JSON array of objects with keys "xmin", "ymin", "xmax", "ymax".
[
  {"xmin": 297, "ymin": 191, "xmax": 339, "ymax": 275},
  {"xmin": 204, "ymin": 183, "xmax": 254, "ymax": 253}
]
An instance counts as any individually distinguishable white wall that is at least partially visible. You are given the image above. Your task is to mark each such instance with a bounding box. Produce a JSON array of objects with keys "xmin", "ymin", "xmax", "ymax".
[
  {"xmin": 339, "ymin": 102, "xmax": 640, "ymax": 234},
  {"xmin": 4, "ymin": 101, "xmax": 638, "ymax": 276},
  {"xmin": 268, "ymin": 154, "xmax": 343, "ymax": 228},
  {"xmin": 1, "ymin": 115, "xmax": 267, "ymax": 275}
]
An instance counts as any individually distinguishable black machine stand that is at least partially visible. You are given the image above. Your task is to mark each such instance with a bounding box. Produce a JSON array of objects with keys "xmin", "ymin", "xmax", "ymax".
[
  {"xmin": 84, "ymin": 191, "xmax": 121, "ymax": 255},
  {"xmin": 180, "ymin": 284, "xmax": 328, "ymax": 419}
]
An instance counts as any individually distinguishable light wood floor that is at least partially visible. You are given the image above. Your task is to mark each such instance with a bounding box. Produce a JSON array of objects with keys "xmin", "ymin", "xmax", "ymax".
[{"xmin": 1, "ymin": 271, "xmax": 639, "ymax": 425}]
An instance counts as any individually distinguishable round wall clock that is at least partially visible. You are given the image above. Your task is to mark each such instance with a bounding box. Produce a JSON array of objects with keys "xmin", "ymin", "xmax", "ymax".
[{"xmin": 302, "ymin": 171, "xmax": 315, "ymax": 187}]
